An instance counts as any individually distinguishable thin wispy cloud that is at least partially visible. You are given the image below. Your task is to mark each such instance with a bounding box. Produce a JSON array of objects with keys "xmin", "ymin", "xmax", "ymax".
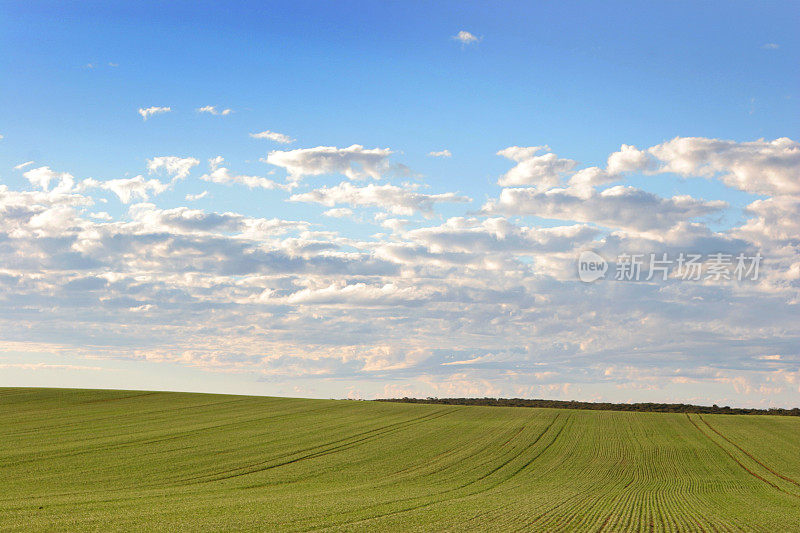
[
  {"xmin": 323, "ymin": 207, "xmax": 354, "ymax": 218},
  {"xmin": 761, "ymin": 43, "xmax": 780, "ymax": 49},
  {"xmin": 14, "ymin": 161, "xmax": 35, "ymax": 170},
  {"xmin": 0, "ymin": 362, "xmax": 109, "ymax": 372},
  {"xmin": 250, "ymin": 130, "xmax": 295, "ymax": 144},
  {"xmin": 197, "ymin": 105, "xmax": 232, "ymax": 116},
  {"xmin": 83, "ymin": 62, "xmax": 118, "ymax": 70},
  {"xmin": 147, "ymin": 156, "xmax": 200, "ymax": 181},
  {"xmin": 138, "ymin": 106, "xmax": 171, "ymax": 120},
  {"xmin": 186, "ymin": 190, "xmax": 209, "ymax": 201},
  {"xmin": 200, "ymin": 156, "xmax": 289, "ymax": 190},
  {"xmin": 428, "ymin": 149, "xmax": 452, "ymax": 158}
]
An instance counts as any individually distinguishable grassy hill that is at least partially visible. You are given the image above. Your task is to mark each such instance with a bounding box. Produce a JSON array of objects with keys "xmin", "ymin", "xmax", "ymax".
[{"xmin": 2, "ymin": 388, "xmax": 799, "ymax": 531}]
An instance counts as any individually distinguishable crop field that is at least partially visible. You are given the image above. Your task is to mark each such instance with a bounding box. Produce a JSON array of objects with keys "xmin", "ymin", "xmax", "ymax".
[{"xmin": 2, "ymin": 388, "xmax": 799, "ymax": 531}]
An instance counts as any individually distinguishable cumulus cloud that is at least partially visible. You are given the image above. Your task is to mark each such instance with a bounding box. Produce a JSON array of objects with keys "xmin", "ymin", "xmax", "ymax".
[
  {"xmin": 265, "ymin": 145, "xmax": 394, "ymax": 181},
  {"xmin": 127, "ymin": 203, "xmax": 308, "ymax": 238},
  {"xmin": 146, "ymin": 156, "xmax": 200, "ymax": 181},
  {"xmin": 250, "ymin": 130, "xmax": 295, "ymax": 144},
  {"xmin": 290, "ymin": 181, "xmax": 470, "ymax": 216},
  {"xmin": 428, "ymin": 149, "xmax": 452, "ymax": 158},
  {"xmin": 565, "ymin": 166, "xmax": 617, "ymax": 194},
  {"xmin": 138, "ymin": 106, "xmax": 171, "ymax": 120},
  {"xmin": 323, "ymin": 207, "xmax": 354, "ymax": 218},
  {"xmin": 200, "ymin": 157, "xmax": 288, "ymax": 190},
  {"xmin": 496, "ymin": 146, "xmax": 576, "ymax": 188},
  {"xmin": 23, "ymin": 166, "xmax": 76, "ymax": 192},
  {"xmin": 2, "ymin": 135, "xmax": 800, "ymax": 406},
  {"xmin": 483, "ymin": 185, "xmax": 726, "ymax": 232},
  {"xmin": 735, "ymin": 195, "xmax": 800, "ymax": 244},
  {"xmin": 646, "ymin": 137, "xmax": 800, "ymax": 196},
  {"xmin": 92, "ymin": 175, "xmax": 170, "ymax": 203},
  {"xmin": 606, "ymin": 144, "xmax": 652, "ymax": 175},
  {"xmin": 453, "ymin": 30, "xmax": 480, "ymax": 45},
  {"xmin": 196, "ymin": 105, "xmax": 232, "ymax": 116},
  {"xmin": 404, "ymin": 217, "xmax": 599, "ymax": 255},
  {"xmin": 21, "ymin": 165, "xmax": 172, "ymax": 203}
]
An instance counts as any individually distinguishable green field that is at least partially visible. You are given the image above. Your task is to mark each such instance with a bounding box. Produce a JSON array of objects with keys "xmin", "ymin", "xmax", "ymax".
[{"xmin": 2, "ymin": 388, "xmax": 799, "ymax": 531}]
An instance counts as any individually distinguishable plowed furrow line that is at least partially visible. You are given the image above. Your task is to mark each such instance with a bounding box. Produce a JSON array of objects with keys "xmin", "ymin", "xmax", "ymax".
[
  {"xmin": 312, "ymin": 413, "xmax": 570, "ymax": 532},
  {"xmin": 184, "ymin": 408, "xmax": 460, "ymax": 484},
  {"xmin": 686, "ymin": 414, "xmax": 799, "ymax": 499},
  {"xmin": 698, "ymin": 415, "xmax": 800, "ymax": 488}
]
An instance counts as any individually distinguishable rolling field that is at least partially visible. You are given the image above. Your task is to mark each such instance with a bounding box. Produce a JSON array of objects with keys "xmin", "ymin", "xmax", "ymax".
[{"xmin": 2, "ymin": 388, "xmax": 799, "ymax": 531}]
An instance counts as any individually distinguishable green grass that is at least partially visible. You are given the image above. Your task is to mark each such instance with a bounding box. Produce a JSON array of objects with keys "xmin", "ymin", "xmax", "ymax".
[{"xmin": 2, "ymin": 388, "xmax": 799, "ymax": 531}]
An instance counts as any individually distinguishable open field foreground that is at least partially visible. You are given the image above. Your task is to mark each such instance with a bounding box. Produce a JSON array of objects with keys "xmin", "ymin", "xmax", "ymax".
[{"xmin": 2, "ymin": 388, "xmax": 799, "ymax": 532}]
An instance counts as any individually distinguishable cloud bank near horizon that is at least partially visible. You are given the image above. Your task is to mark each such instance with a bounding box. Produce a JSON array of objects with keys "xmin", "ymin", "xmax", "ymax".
[{"xmin": 1, "ymin": 136, "xmax": 799, "ymax": 406}]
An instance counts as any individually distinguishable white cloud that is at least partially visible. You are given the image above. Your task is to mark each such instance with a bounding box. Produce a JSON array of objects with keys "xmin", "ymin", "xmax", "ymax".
[
  {"xmin": 265, "ymin": 144, "xmax": 394, "ymax": 181},
  {"xmin": 14, "ymin": 161, "xmax": 35, "ymax": 170},
  {"xmin": 92, "ymin": 175, "xmax": 169, "ymax": 203},
  {"xmin": 403, "ymin": 217, "xmax": 599, "ymax": 255},
  {"xmin": 735, "ymin": 195, "xmax": 800, "ymax": 244},
  {"xmin": 380, "ymin": 218, "xmax": 408, "ymax": 233},
  {"xmin": 428, "ymin": 149, "xmax": 452, "ymax": 158},
  {"xmin": 23, "ymin": 166, "xmax": 76, "ymax": 192},
  {"xmin": 647, "ymin": 137, "xmax": 800, "ymax": 196},
  {"xmin": 138, "ymin": 106, "xmax": 171, "ymax": 120},
  {"xmin": 20, "ymin": 166, "xmax": 171, "ymax": 203},
  {"xmin": 453, "ymin": 30, "xmax": 480, "ymax": 45},
  {"xmin": 146, "ymin": 156, "xmax": 200, "ymax": 181},
  {"xmin": 496, "ymin": 146, "xmax": 576, "ymax": 188},
  {"xmin": 285, "ymin": 283, "xmax": 430, "ymax": 307},
  {"xmin": 197, "ymin": 105, "xmax": 232, "ymax": 116},
  {"xmin": 200, "ymin": 157, "xmax": 288, "ymax": 190},
  {"xmin": 126, "ymin": 203, "xmax": 307, "ymax": 238},
  {"xmin": 762, "ymin": 43, "xmax": 780, "ymax": 49},
  {"xmin": 250, "ymin": 130, "xmax": 295, "ymax": 144},
  {"xmin": 483, "ymin": 185, "xmax": 726, "ymax": 232},
  {"xmin": 290, "ymin": 181, "xmax": 470, "ymax": 216},
  {"xmin": 323, "ymin": 207, "xmax": 354, "ymax": 218},
  {"xmin": 2, "ymin": 135, "xmax": 800, "ymax": 407},
  {"xmin": 605, "ymin": 137, "xmax": 800, "ymax": 197},
  {"xmin": 202, "ymin": 167, "xmax": 284, "ymax": 190},
  {"xmin": 606, "ymin": 144, "xmax": 652, "ymax": 175},
  {"xmin": 566, "ymin": 166, "xmax": 617, "ymax": 194},
  {"xmin": 186, "ymin": 190, "xmax": 209, "ymax": 201}
]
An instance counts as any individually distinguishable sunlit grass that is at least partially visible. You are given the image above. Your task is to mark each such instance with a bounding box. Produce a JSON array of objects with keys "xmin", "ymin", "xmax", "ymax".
[{"xmin": 2, "ymin": 388, "xmax": 799, "ymax": 531}]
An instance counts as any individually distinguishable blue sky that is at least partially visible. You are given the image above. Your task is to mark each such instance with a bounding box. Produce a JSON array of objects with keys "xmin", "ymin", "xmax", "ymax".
[{"xmin": 0, "ymin": 1, "xmax": 798, "ymax": 406}]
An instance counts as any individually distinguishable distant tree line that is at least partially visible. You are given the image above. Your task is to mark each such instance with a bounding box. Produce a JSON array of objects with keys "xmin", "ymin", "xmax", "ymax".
[{"xmin": 375, "ymin": 397, "xmax": 800, "ymax": 416}]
